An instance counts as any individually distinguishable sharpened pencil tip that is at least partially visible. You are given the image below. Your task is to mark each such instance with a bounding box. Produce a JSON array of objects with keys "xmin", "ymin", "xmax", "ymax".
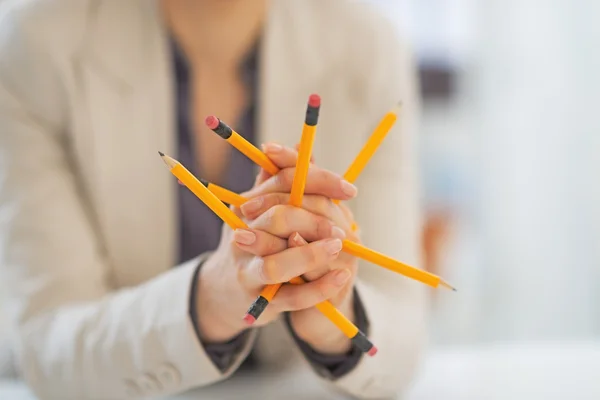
[
  {"xmin": 158, "ymin": 151, "xmax": 165, "ymax": 157},
  {"xmin": 439, "ymin": 279, "xmax": 457, "ymax": 292}
]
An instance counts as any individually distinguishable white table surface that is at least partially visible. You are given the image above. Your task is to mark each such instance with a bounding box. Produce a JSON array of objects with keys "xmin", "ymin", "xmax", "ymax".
[{"xmin": 2, "ymin": 341, "xmax": 599, "ymax": 399}]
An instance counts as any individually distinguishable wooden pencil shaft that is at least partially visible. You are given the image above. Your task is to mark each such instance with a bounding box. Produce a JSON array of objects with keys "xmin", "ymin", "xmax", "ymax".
[{"xmin": 289, "ymin": 124, "xmax": 316, "ymax": 207}]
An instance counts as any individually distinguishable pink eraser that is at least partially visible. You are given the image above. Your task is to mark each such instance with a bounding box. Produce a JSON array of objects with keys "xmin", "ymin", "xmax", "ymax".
[
  {"xmin": 242, "ymin": 314, "xmax": 256, "ymax": 325},
  {"xmin": 367, "ymin": 346, "xmax": 379, "ymax": 357},
  {"xmin": 308, "ymin": 94, "xmax": 321, "ymax": 108},
  {"xmin": 205, "ymin": 115, "xmax": 220, "ymax": 130}
]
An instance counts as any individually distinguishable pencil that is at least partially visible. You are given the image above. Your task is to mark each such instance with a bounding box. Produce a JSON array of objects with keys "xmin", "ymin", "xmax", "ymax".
[
  {"xmin": 288, "ymin": 276, "xmax": 376, "ymax": 356},
  {"xmin": 200, "ymin": 180, "xmax": 456, "ymax": 291},
  {"xmin": 246, "ymin": 94, "xmax": 321, "ymax": 323},
  {"xmin": 333, "ymin": 102, "xmax": 401, "ymax": 206},
  {"xmin": 342, "ymin": 239, "xmax": 456, "ymax": 290},
  {"xmin": 205, "ymin": 116, "xmax": 280, "ymax": 176},
  {"xmin": 290, "ymin": 94, "xmax": 320, "ymax": 206},
  {"xmin": 161, "ymin": 154, "xmax": 246, "ymax": 230},
  {"xmin": 158, "ymin": 152, "xmax": 378, "ymax": 356},
  {"xmin": 199, "ymin": 178, "xmax": 246, "ymax": 208}
]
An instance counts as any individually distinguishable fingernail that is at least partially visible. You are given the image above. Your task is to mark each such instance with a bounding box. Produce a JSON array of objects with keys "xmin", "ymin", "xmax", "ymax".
[
  {"xmin": 321, "ymin": 238, "xmax": 342, "ymax": 255},
  {"xmin": 331, "ymin": 226, "xmax": 346, "ymax": 239},
  {"xmin": 293, "ymin": 232, "xmax": 308, "ymax": 245},
  {"xmin": 233, "ymin": 229, "xmax": 256, "ymax": 245},
  {"xmin": 332, "ymin": 269, "xmax": 351, "ymax": 286},
  {"xmin": 177, "ymin": 180, "xmax": 184, "ymax": 185},
  {"xmin": 240, "ymin": 197, "xmax": 263, "ymax": 215},
  {"xmin": 340, "ymin": 180, "xmax": 358, "ymax": 197},
  {"xmin": 262, "ymin": 143, "xmax": 282, "ymax": 153}
]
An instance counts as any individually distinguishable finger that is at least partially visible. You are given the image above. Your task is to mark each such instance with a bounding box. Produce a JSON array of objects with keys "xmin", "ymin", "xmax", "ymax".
[
  {"xmin": 241, "ymin": 193, "xmax": 350, "ymax": 230},
  {"xmin": 288, "ymin": 232, "xmax": 331, "ymax": 280},
  {"xmin": 337, "ymin": 202, "xmax": 355, "ymax": 224},
  {"xmin": 245, "ymin": 167, "xmax": 358, "ymax": 200},
  {"xmin": 291, "ymin": 232, "xmax": 356, "ymax": 283},
  {"xmin": 239, "ymin": 238, "xmax": 343, "ymax": 287},
  {"xmin": 269, "ymin": 268, "xmax": 352, "ymax": 312},
  {"xmin": 295, "ymin": 143, "xmax": 315, "ymax": 164},
  {"xmin": 261, "ymin": 143, "xmax": 299, "ymax": 169},
  {"xmin": 253, "ymin": 168, "xmax": 271, "ymax": 186},
  {"xmin": 248, "ymin": 204, "xmax": 347, "ymax": 242},
  {"xmin": 232, "ymin": 229, "xmax": 287, "ymax": 256},
  {"xmin": 288, "ymin": 231, "xmax": 306, "ymax": 248}
]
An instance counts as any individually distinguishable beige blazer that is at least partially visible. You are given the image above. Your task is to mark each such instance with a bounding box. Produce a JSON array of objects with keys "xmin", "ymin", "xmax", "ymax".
[{"xmin": 0, "ymin": 0, "xmax": 427, "ymax": 398}]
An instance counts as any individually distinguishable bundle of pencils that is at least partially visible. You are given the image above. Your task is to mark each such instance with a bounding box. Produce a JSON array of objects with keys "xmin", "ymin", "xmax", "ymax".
[{"xmin": 159, "ymin": 94, "xmax": 455, "ymax": 356}]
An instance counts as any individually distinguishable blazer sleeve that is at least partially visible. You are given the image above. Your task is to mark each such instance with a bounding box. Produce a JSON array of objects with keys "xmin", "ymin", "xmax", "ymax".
[
  {"xmin": 319, "ymin": 13, "xmax": 429, "ymax": 400},
  {"xmin": 0, "ymin": 6, "xmax": 255, "ymax": 399}
]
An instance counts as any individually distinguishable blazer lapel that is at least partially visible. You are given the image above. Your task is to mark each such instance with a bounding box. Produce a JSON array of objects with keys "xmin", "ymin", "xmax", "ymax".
[{"xmin": 73, "ymin": 0, "xmax": 177, "ymax": 286}]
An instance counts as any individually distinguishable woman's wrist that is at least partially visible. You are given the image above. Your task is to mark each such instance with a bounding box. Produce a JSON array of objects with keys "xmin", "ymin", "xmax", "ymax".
[
  {"xmin": 195, "ymin": 254, "xmax": 247, "ymax": 343},
  {"xmin": 290, "ymin": 291, "xmax": 355, "ymax": 355}
]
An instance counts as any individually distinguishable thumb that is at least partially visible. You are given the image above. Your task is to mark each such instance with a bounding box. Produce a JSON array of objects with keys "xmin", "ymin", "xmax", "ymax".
[
  {"xmin": 288, "ymin": 232, "xmax": 308, "ymax": 249},
  {"xmin": 288, "ymin": 233, "xmax": 329, "ymax": 281}
]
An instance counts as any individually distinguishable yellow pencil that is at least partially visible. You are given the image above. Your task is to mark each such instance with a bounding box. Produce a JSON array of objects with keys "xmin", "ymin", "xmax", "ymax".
[
  {"xmin": 246, "ymin": 94, "xmax": 321, "ymax": 324},
  {"xmin": 336, "ymin": 102, "xmax": 402, "ymax": 233},
  {"xmin": 333, "ymin": 102, "xmax": 401, "ymax": 209},
  {"xmin": 159, "ymin": 152, "xmax": 378, "ymax": 356},
  {"xmin": 199, "ymin": 179, "xmax": 246, "ymax": 208},
  {"xmin": 205, "ymin": 116, "xmax": 280, "ymax": 176},
  {"xmin": 344, "ymin": 103, "xmax": 401, "ymax": 184}
]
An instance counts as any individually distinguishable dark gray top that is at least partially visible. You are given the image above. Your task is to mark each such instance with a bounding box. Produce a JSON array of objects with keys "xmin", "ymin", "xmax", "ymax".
[{"xmin": 171, "ymin": 40, "xmax": 367, "ymax": 379}]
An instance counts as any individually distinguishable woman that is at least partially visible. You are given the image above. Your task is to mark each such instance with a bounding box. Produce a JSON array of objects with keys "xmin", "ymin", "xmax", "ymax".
[{"xmin": 0, "ymin": 0, "xmax": 427, "ymax": 398}]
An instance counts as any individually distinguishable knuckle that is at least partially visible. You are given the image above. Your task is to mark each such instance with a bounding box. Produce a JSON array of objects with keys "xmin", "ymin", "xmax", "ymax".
[
  {"xmin": 318, "ymin": 196, "xmax": 335, "ymax": 216},
  {"xmin": 305, "ymin": 244, "xmax": 321, "ymax": 266},
  {"xmin": 314, "ymin": 168, "xmax": 330, "ymax": 185},
  {"xmin": 260, "ymin": 258, "xmax": 281, "ymax": 283},
  {"xmin": 277, "ymin": 169, "xmax": 294, "ymax": 189},
  {"xmin": 271, "ymin": 205, "xmax": 288, "ymax": 232},
  {"xmin": 283, "ymin": 168, "xmax": 296, "ymax": 188},
  {"xmin": 315, "ymin": 217, "xmax": 333, "ymax": 239},
  {"xmin": 261, "ymin": 206, "xmax": 277, "ymax": 229},
  {"xmin": 265, "ymin": 234, "xmax": 281, "ymax": 254},
  {"xmin": 316, "ymin": 284, "xmax": 330, "ymax": 302},
  {"xmin": 257, "ymin": 257, "xmax": 273, "ymax": 282},
  {"xmin": 272, "ymin": 193, "xmax": 285, "ymax": 206},
  {"xmin": 287, "ymin": 293, "xmax": 306, "ymax": 310},
  {"xmin": 341, "ymin": 203, "xmax": 355, "ymax": 220}
]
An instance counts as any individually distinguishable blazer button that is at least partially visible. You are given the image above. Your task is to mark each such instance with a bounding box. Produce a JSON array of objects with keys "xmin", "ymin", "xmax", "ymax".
[
  {"xmin": 157, "ymin": 363, "xmax": 181, "ymax": 388},
  {"xmin": 137, "ymin": 373, "xmax": 162, "ymax": 395}
]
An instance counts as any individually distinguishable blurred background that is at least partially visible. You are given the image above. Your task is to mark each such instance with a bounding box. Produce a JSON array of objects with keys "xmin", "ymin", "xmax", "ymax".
[{"xmin": 365, "ymin": 0, "xmax": 600, "ymax": 347}]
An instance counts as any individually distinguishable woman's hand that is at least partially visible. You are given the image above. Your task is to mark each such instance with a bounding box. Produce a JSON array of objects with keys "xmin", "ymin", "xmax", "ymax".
[
  {"xmin": 240, "ymin": 143, "xmax": 361, "ymax": 354},
  {"xmin": 194, "ymin": 145, "xmax": 359, "ymax": 344},
  {"xmin": 241, "ymin": 193, "xmax": 360, "ymax": 355}
]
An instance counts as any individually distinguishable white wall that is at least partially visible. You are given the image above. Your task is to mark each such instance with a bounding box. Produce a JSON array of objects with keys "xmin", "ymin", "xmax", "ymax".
[{"xmin": 475, "ymin": 0, "xmax": 600, "ymax": 340}]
